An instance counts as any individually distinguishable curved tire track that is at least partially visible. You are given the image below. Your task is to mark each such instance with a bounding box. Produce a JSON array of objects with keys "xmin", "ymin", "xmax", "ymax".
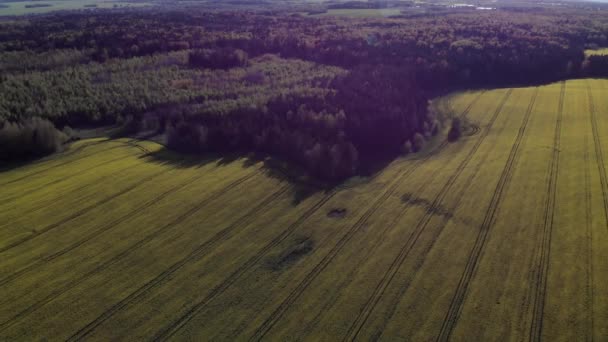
[{"xmin": 410, "ymin": 91, "xmax": 487, "ymax": 162}]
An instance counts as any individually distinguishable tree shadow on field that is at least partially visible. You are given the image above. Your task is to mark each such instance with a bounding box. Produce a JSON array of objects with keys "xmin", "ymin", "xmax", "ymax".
[
  {"xmin": 0, "ymin": 138, "xmax": 108, "ymax": 173},
  {"xmin": 143, "ymin": 147, "xmax": 337, "ymax": 206},
  {"xmin": 142, "ymin": 148, "xmax": 238, "ymax": 169},
  {"xmin": 0, "ymin": 156, "xmax": 42, "ymax": 173}
]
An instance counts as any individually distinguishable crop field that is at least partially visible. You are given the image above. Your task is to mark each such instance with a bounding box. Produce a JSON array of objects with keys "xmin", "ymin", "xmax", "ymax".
[
  {"xmin": 2, "ymin": 78, "xmax": 608, "ymax": 340},
  {"xmin": 310, "ymin": 8, "xmax": 402, "ymax": 17},
  {"xmin": 586, "ymin": 48, "xmax": 608, "ymax": 57}
]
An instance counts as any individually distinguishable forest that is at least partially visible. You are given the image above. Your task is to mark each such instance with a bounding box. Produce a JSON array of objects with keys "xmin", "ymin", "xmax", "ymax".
[{"xmin": 2, "ymin": 3, "xmax": 608, "ymax": 180}]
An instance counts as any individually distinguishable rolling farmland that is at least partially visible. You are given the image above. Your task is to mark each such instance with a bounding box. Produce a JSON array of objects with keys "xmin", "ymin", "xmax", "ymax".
[{"xmin": 2, "ymin": 78, "xmax": 608, "ymax": 340}]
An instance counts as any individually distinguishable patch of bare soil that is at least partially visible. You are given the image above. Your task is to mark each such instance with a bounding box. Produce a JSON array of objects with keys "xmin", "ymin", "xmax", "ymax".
[
  {"xmin": 327, "ymin": 208, "xmax": 347, "ymax": 218},
  {"xmin": 267, "ymin": 237, "xmax": 314, "ymax": 271}
]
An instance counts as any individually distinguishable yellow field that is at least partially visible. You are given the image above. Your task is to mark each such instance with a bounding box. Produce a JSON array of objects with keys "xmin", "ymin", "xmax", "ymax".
[
  {"xmin": 585, "ymin": 48, "xmax": 608, "ymax": 57},
  {"xmin": 1, "ymin": 79, "xmax": 608, "ymax": 340},
  {"xmin": 310, "ymin": 9, "xmax": 402, "ymax": 17}
]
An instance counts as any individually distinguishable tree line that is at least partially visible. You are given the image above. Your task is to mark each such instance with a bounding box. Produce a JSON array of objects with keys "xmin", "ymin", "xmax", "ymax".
[{"xmin": 3, "ymin": 6, "xmax": 608, "ymax": 178}]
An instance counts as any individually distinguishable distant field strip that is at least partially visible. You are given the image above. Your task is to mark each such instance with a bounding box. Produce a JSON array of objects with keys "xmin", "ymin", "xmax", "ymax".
[{"xmin": 2, "ymin": 80, "xmax": 608, "ymax": 340}]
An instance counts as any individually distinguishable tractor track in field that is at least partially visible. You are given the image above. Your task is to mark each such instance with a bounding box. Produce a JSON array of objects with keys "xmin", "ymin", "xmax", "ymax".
[
  {"xmin": 245, "ymin": 92, "xmax": 496, "ymax": 342},
  {"xmin": 0, "ymin": 152, "xmax": 138, "ymax": 207},
  {"xmin": 583, "ymin": 104, "xmax": 595, "ymax": 342},
  {"xmin": 151, "ymin": 190, "xmax": 338, "ymax": 341},
  {"xmin": 124, "ymin": 140, "xmax": 151, "ymax": 154},
  {"xmin": 0, "ymin": 166, "xmax": 213, "ymax": 287},
  {"xmin": 67, "ymin": 183, "xmax": 292, "ymax": 341},
  {"xmin": 247, "ymin": 161, "xmax": 428, "ymax": 341},
  {"xmin": 465, "ymin": 124, "xmax": 480, "ymax": 137},
  {"xmin": 342, "ymin": 88, "xmax": 514, "ymax": 342},
  {"xmin": 0, "ymin": 165, "xmax": 174, "ymax": 254},
  {"xmin": 0, "ymin": 169, "xmax": 260, "ymax": 332},
  {"xmin": 410, "ymin": 91, "xmax": 486, "ymax": 161},
  {"xmin": 436, "ymin": 87, "xmax": 538, "ymax": 342},
  {"xmin": 587, "ymin": 81, "xmax": 608, "ymax": 230},
  {"xmin": 268, "ymin": 89, "xmax": 487, "ymax": 340},
  {"xmin": 0, "ymin": 143, "xmax": 219, "ymax": 222},
  {"xmin": 373, "ymin": 87, "xmax": 532, "ymax": 341},
  {"xmin": 0, "ymin": 140, "xmax": 128, "ymax": 186},
  {"xmin": 0, "ymin": 139, "xmax": 110, "ymax": 174},
  {"xmin": 245, "ymin": 155, "xmax": 436, "ymax": 339},
  {"xmin": 585, "ymin": 80, "xmax": 608, "ymax": 341},
  {"xmin": 0, "ymin": 160, "xmax": 147, "ymax": 223},
  {"xmin": 298, "ymin": 151, "xmax": 461, "ymax": 339},
  {"xmin": 528, "ymin": 81, "xmax": 564, "ymax": 341}
]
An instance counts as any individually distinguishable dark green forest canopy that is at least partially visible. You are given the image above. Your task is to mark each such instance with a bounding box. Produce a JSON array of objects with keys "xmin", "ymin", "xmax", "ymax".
[
  {"xmin": 0, "ymin": 53, "xmax": 344, "ymax": 122},
  {"xmin": 1, "ymin": 5, "xmax": 608, "ymax": 179}
]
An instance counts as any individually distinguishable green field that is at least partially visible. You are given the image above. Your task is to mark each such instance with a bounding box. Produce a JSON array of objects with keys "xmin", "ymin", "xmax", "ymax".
[
  {"xmin": 311, "ymin": 8, "xmax": 402, "ymax": 17},
  {"xmin": 585, "ymin": 48, "xmax": 608, "ymax": 57},
  {"xmin": 0, "ymin": 0, "xmax": 151, "ymax": 16},
  {"xmin": 2, "ymin": 79, "xmax": 608, "ymax": 340}
]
